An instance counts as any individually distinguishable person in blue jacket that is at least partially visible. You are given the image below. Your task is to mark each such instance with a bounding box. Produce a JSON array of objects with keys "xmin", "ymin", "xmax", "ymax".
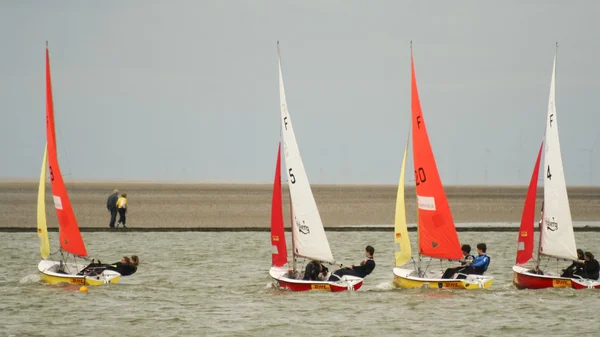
[{"xmin": 457, "ymin": 243, "xmax": 490, "ymax": 278}]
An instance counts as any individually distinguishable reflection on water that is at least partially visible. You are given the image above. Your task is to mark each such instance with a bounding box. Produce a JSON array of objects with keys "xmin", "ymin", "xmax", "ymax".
[{"xmin": 1, "ymin": 230, "xmax": 598, "ymax": 337}]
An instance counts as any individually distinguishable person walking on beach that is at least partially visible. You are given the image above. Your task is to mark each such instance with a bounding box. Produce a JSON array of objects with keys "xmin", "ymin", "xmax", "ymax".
[
  {"xmin": 116, "ymin": 192, "xmax": 128, "ymax": 228},
  {"xmin": 106, "ymin": 189, "xmax": 119, "ymax": 228}
]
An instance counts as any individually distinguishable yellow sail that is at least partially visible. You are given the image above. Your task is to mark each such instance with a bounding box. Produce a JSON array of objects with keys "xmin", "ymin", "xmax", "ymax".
[
  {"xmin": 394, "ymin": 135, "xmax": 411, "ymax": 266},
  {"xmin": 37, "ymin": 145, "xmax": 50, "ymax": 259}
]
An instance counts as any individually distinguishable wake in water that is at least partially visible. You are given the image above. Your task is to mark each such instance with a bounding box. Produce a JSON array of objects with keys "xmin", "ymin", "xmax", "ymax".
[
  {"xmin": 19, "ymin": 274, "xmax": 40, "ymax": 284},
  {"xmin": 373, "ymin": 281, "xmax": 395, "ymax": 291}
]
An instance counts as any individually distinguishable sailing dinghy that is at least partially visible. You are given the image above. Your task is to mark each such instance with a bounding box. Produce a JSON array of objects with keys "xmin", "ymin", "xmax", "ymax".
[
  {"xmin": 37, "ymin": 43, "xmax": 121, "ymax": 286},
  {"xmin": 512, "ymin": 45, "xmax": 600, "ymax": 290},
  {"xmin": 392, "ymin": 45, "xmax": 493, "ymax": 289},
  {"xmin": 268, "ymin": 43, "xmax": 363, "ymax": 292}
]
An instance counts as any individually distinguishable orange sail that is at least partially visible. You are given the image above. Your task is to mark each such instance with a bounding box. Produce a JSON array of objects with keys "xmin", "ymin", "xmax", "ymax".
[
  {"xmin": 271, "ymin": 143, "xmax": 288, "ymax": 267},
  {"xmin": 410, "ymin": 51, "xmax": 462, "ymax": 260},
  {"xmin": 516, "ymin": 142, "xmax": 543, "ymax": 265},
  {"xmin": 45, "ymin": 44, "xmax": 88, "ymax": 257}
]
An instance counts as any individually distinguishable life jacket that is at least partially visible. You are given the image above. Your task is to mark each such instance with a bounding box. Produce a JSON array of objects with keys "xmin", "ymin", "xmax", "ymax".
[
  {"xmin": 482, "ymin": 255, "xmax": 491, "ymax": 272},
  {"xmin": 462, "ymin": 254, "xmax": 475, "ymax": 265}
]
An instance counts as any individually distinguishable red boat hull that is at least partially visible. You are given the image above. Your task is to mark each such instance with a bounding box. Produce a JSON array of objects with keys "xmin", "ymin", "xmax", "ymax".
[
  {"xmin": 513, "ymin": 265, "xmax": 600, "ymax": 289},
  {"xmin": 276, "ymin": 278, "xmax": 363, "ymax": 292}
]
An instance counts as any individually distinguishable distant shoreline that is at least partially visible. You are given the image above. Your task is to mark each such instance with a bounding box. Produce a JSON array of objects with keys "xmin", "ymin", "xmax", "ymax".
[
  {"xmin": 2, "ymin": 182, "xmax": 598, "ymax": 228},
  {"xmin": 3, "ymin": 224, "xmax": 600, "ymax": 232}
]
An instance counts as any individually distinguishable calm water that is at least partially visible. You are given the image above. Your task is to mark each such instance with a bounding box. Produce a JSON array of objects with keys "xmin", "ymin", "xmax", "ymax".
[{"xmin": 1, "ymin": 230, "xmax": 599, "ymax": 337}]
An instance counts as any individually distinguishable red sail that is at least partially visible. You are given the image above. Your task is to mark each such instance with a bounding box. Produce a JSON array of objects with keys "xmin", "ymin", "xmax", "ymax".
[
  {"xmin": 46, "ymin": 45, "xmax": 88, "ymax": 257},
  {"xmin": 271, "ymin": 143, "xmax": 288, "ymax": 267},
  {"xmin": 411, "ymin": 51, "xmax": 463, "ymax": 260},
  {"xmin": 516, "ymin": 142, "xmax": 543, "ymax": 264}
]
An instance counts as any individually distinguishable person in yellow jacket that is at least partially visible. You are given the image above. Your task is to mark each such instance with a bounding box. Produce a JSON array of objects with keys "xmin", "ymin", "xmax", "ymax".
[{"xmin": 116, "ymin": 192, "xmax": 128, "ymax": 228}]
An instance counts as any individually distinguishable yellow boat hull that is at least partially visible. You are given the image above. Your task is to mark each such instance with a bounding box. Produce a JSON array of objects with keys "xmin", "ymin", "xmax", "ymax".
[
  {"xmin": 39, "ymin": 272, "xmax": 121, "ymax": 286},
  {"xmin": 393, "ymin": 267, "xmax": 493, "ymax": 290},
  {"xmin": 38, "ymin": 259, "xmax": 121, "ymax": 286}
]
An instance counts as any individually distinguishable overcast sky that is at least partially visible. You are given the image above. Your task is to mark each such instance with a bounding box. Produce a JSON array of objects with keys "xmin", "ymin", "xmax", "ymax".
[{"xmin": 1, "ymin": 1, "xmax": 598, "ymax": 185}]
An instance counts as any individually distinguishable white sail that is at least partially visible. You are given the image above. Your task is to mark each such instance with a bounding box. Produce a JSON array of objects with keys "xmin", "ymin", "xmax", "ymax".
[
  {"xmin": 277, "ymin": 43, "xmax": 334, "ymax": 263},
  {"xmin": 540, "ymin": 49, "xmax": 578, "ymax": 261}
]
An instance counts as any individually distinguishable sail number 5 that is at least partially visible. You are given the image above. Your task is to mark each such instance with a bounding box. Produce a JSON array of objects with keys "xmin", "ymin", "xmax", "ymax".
[
  {"xmin": 414, "ymin": 167, "xmax": 426, "ymax": 186},
  {"xmin": 289, "ymin": 168, "xmax": 296, "ymax": 184}
]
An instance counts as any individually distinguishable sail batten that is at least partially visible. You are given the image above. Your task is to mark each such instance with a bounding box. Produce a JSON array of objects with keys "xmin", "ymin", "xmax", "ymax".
[
  {"xmin": 539, "ymin": 49, "xmax": 577, "ymax": 261},
  {"xmin": 45, "ymin": 45, "xmax": 87, "ymax": 257},
  {"xmin": 278, "ymin": 44, "xmax": 334, "ymax": 264},
  {"xmin": 410, "ymin": 51, "xmax": 463, "ymax": 260}
]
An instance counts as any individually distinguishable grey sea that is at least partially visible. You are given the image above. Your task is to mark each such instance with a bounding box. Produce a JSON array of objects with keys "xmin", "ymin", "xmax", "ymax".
[{"xmin": 1, "ymin": 229, "xmax": 599, "ymax": 337}]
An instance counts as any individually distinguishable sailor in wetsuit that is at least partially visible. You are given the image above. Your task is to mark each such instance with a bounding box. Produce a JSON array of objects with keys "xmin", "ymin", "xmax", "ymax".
[
  {"xmin": 582, "ymin": 252, "xmax": 600, "ymax": 280},
  {"xmin": 457, "ymin": 243, "xmax": 490, "ymax": 278},
  {"xmin": 561, "ymin": 249, "xmax": 584, "ymax": 278},
  {"xmin": 442, "ymin": 244, "xmax": 475, "ymax": 279},
  {"xmin": 303, "ymin": 260, "xmax": 329, "ymax": 281},
  {"xmin": 82, "ymin": 255, "xmax": 139, "ymax": 276},
  {"xmin": 328, "ymin": 246, "xmax": 376, "ymax": 281}
]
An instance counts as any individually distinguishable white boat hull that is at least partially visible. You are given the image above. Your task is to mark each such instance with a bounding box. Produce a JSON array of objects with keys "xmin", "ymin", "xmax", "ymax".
[{"xmin": 269, "ymin": 266, "xmax": 363, "ymax": 292}]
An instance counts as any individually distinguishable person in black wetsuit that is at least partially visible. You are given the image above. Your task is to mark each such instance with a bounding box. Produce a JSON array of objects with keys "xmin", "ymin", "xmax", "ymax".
[
  {"xmin": 303, "ymin": 260, "xmax": 329, "ymax": 281},
  {"xmin": 328, "ymin": 246, "xmax": 375, "ymax": 281},
  {"xmin": 82, "ymin": 255, "xmax": 139, "ymax": 276},
  {"xmin": 561, "ymin": 249, "xmax": 584, "ymax": 278},
  {"xmin": 582, "ymin": 252, "xmax": 599, "ymax": 280},
  {"xmin": 442, "ymin": 244, "xmax": 474, "ymax": 279}
]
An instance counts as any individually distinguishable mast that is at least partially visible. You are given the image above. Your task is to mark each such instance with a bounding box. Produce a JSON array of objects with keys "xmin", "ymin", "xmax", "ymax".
[
  {"xmin": 279, "ymin": 44, "xmax": 296, "ymax": 272},
  {"xmin": 289, "ymin": 194, "xmax": 296, "ymax": 272},
  {"xmin": 535, "ymin": 204, "xmax": 543, "ymax": 270},
  {"xmin": 411, "ymin": 41, "xmax": 423, "ymax": 275},
  {"xmin": 536, "ymin": 42, "xmax": 558, "ymax": 269}
]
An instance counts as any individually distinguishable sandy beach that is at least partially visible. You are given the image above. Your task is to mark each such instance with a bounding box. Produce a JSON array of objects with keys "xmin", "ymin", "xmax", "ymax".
[{"xmin": 1, "ymin": 182, "xmax": 598, "ymax": 229}]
